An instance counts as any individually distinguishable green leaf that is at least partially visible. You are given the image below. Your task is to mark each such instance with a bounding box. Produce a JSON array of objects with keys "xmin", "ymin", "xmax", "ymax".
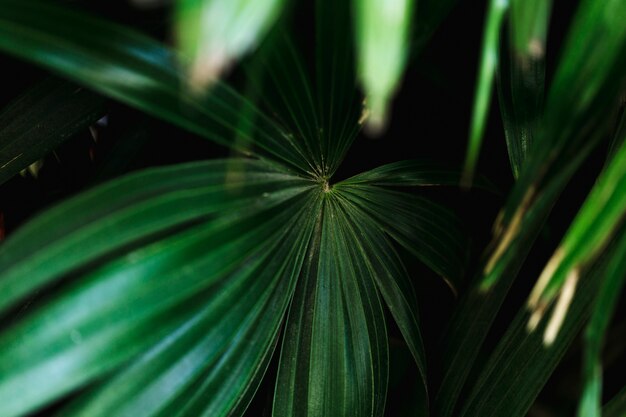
[
  {"xmin": 0, "ymin": 159, "xmax": 317, "ymax": 417},
  {"xmin": 354, "ymin": 0, "xmax": 414, "ymax": 133},
  {"xmin": 57, "ymin": 192, "xmax": 321, "ymax": 417},
  {"xmin": 519, "ymin": 127, "xmax": 626, "ymax": 417},
  {"xmin": 497, "ymin": 0, "xmax": 552, "ymax": 178},
  {"xmin": 527, "ymin": 134, "xmax": 626, "ymax": 343},
  {"xmin": 577, "ymin": 233, "xmax": 626, "ymax": 417},
  {"xmin": 457, "ymin": 232, "xmax": 626, "ymax": 417},
  {"xmin": 0, "ymin": 0, "xmax": 312, "ymax": 174},
  {"xmin": 0, "ymin": 159, "xmax": 311, "ymax": 315},
  {"xmin": 606, "ymin": 107, "xmax": 625, "ymax": 165},
  {"xmin": 252, "ymin": 34, "xmax": 327, "ymax": 177},
  {"xmin": 175, "ymin": 0, "xmax": 286, "ymax": 89},
  {"xmin": 437, "ymin": 0, "xmax": 626, "ymax": 414},
  {"xmin": 272, "ymin": 195, "xmax": 389, "ymax": 417},
  {"xmin": 0, "ymin": 77, "xmax": 105, "ymax": 185},
  {"xmin": 313, "ymin": 0, "xmax": 362, "ymax": 177},
  {"xmin": 339, "ymin": 159, "xmax": 499, "ymax": 193},
  {"xmin": 461, "ymin": 0, "xmax": 509, "ymax": 186},
  {"xmin": 333, "ymin": 183, "xmax": 467, "ymax": 291},
  {"xmin": 334, "ymin": 192, "xmax": 429, "ymax": 415}
]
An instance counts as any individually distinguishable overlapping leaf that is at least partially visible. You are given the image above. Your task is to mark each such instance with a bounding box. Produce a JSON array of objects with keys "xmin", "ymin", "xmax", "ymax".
[
  {"xmin": 0, "ymin": 159, "xmax": 310, "ymax": 314},
  {"xmin": 461, "ymin": 0, "xmax": 509, "ymax": 185},
  {"xmin": 0, "ymin": 160, "xmax": 316, "ymax": 417},
  {"xmin": 457, "ymin": 230, "xmax": 626, "ymax": 417},
  {"xmin": 436, "ymin": 0, "xmax": 626, "ymax": 415},
  {"xmin": 57, "ymin": 192, "xmax": 321, "ymax": 417},
  {"xmin": 334, "ymin": 183, "xmax": 466, "ymax": 291},
  {"xmin": 0, "ymin": 2, "xmax": 473, "ymax": 417},
  {"xmin": 273, "ymin": 196, "xmax": 389, "ymax": 417},
  {"xmin": 522, "ymin": 136, "xmax": 626, "ymax": 416},
  {"xmin": 527, "ymin": 137, "xmax": 626, "ymax": 341},
  {"xmin": 0, "ymin": 0, "xmax": 311, "ymax": 174}
]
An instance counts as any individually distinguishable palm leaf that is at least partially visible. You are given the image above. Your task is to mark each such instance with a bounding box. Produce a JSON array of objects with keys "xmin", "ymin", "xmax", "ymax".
[
  {"xmin": 522, "ymin": 135, "xmax": 626, "ymax": 416},
  {"xmin": 456, "ymin": 229, "xmax": 626, "ymax": 417},
  {"xmin": 0, "ymin": 159, "xmax": 310, "ymax": 314},
  {"xmin": 353, "ymin": 0, "xmax": 414, "ymax": 132},
  {"xmin": 527, "ymin": 137, "xmax": 626, "ymax": 341},
  {"xmin": 175, "ymin": 0, "xmax": 286, "ymax": 89},
  {"xmin": 0, "ymin": 160, "xmax": 316, "ymax": 417},
  {"xmin": 436, "ymin": 0, "xmax": 626, "ymax": 414},
  {"xmin": 58, "ymin": 192, "xmax": 320, "ymax": 417},
  {"xmin": 497, "ymin": 0, "xmax": 552, "ymax": 178},
  {"xmin": 461, "ymin": 0, "xmax": 509, "ymax": 186},
  {"xmin": 0, "ymin": 0, "xmax": 311, "ymax": 174},
  {"xmin": 273, "ymin": 196, "xmax": 389, "ymax": 417},
  {"xmin": 0, "ymin": 2, "xmax": 473, "ymax": 417},
  {"xmin": 577, "ymin": 233, "xmax": 626, "ymax": 417},
  {"xmin": 334, "ymin": 184, "xmax": 466, "ymax": 291},
  {"xmin": 0, "ymin": 77, "xmax": 105, "ymax": 185}
]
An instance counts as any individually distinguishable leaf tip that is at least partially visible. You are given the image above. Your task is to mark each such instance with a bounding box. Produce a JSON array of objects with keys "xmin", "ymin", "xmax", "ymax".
[{"xmin": 361, "ymin": 95, "xmax": 390, "ymax": 137}]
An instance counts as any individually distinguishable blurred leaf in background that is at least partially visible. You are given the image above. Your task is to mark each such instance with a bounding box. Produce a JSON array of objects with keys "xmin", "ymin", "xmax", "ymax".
[
  {"xmin": 175, "ymin": 0, "xmax": 286, "ymax": 90},
  {"xmin": 354, "ymin": 0, "xmax": 414, "ymax": 134}
]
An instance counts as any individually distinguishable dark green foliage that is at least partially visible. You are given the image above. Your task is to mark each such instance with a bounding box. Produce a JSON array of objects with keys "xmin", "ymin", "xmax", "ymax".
[{"xmin": 0, "ymin": 0, "xmax": 624, "ymax": 416}]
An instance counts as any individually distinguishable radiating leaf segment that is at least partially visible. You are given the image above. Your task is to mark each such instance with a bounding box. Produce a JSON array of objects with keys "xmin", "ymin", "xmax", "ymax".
[{"xmin": 0, "ymin": 1, "xmax": 468, "ymax": 416}]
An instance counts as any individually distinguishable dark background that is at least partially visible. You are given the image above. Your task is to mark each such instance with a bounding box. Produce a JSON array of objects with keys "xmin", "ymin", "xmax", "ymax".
[{"xmin": 0, "ymin": 0, "xmax": 623, "ymax": 416}]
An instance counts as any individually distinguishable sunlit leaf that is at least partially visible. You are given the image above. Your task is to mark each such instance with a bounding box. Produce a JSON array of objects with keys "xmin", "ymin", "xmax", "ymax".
[
  {"xmin": 175, "ymin": 0, "xmax": 286, "ymax": 89},
  {"xmin": 354, "ymin": 0, "xmax": 414, "ymax": 133},
  {"xmin": 527, "ymin": 136, "xmax": 626, "ymax": 343},
  {"xmin": 0, "ymin": 160, "xmax": 316, "ymax": 417},
  {"xmin": 0, "ymin": 0, "xmax": 311, "ymax": 174},
  {"xmin": 461, "ymin": 0, "xmax": 509, "ymax": 186},
  {"xmin": 457, "ymin": 231, "xmax": 626, "ymax": 417},
  {"xmin": 436, "ymin": 0, "xmax": 626, "ymax": 414}
]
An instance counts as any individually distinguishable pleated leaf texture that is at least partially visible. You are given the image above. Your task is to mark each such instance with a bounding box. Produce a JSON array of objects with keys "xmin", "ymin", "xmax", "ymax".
[{"xmin": 0, "ymin": 1, "xmax": 468, "ymax": 416}]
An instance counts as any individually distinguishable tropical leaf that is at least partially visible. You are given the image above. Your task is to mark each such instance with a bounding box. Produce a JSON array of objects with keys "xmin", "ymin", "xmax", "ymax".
[
  {"xmin": 0, "ymin": 77, "xmax": 105, "ymax": 185},
  {"xmin": 527, "ymin": 137, "xmax": 626, "ymax": 342},
  {"xmin": 175, "ymin": 0, "xmax": 286, "ymax": 89},
  {"xmin": 577, "ymin": 233, "xmax": 626, "ymax": 417},
  {"xmin": 497, "ymin": 0, "xmax": 552, "ymax": 178},
  {"xmin": 333, "ymin": 184, "xmax": 467, "ymax": 291},
  {"xmin": 461, "ymin": 0, "xmax": 509, "ymax": 186},
  {"xmin": 58, "ymin": 191, "xmax": 320, "ymax": 417},
  {"xmin": 339, "ymin": 159, "xmax": 499, "ymax": 193},
  {"xmin": 0, "ymin": 159, "xmax": 310, "ymax": 314},
  {"xmin": 521, "ymin": 133, "xmax": 626, "ymax": 416},
  {"xmin": 456, "ymin": 229, "xmax": 626, "ymax": 417},
  {"xmin": 353, "ymin": 0, "xmax": 414, "ymax": 133},
  {"xmin": 273, "ymin": 195, "xmax": 389, "ymax": 417},
  {"xmin": 0, "ymin": 2, "xmax": 475, "ymax": 417},
  {"xmin": 0, "ymin": 0, "xmax": 311, "ymax": 174},
  {"xmin": 314, "ymin": 0, "xmax": 361, "ymax": 176},
  {"xmin": 0, "ymin": 159, "xmax": 317, "ymax": 417},
  {"xmin": 436, "ymin": 0, "xmax": 626, "ymax": 414}
]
